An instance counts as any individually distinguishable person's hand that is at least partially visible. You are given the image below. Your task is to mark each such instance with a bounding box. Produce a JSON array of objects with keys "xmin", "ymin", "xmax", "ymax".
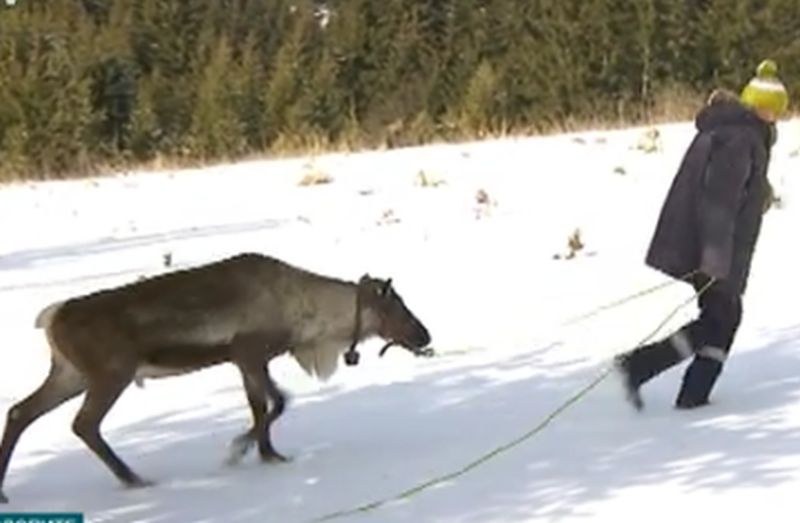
[{"xmin": 763, "ymin": 181, "xmax": 776, "ymax": 214}]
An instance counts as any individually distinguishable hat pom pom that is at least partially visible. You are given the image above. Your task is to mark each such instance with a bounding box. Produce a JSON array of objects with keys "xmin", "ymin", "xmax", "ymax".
[{"xmin": 756, "ymin": 59, "xmax": 778, "ymax": 78}]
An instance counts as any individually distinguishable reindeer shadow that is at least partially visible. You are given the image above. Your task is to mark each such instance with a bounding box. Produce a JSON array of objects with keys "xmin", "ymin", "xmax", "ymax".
[
  {"xmin": 0, "ymin": 218, "xmax": 289, "ymax": 293},
  {"xmin": 0, "ymin": 218, "xmax": 286, "ymax": 272},
  {"xmin": 3, "ymin": 331, "xmax": 800, "ymax": 523}
]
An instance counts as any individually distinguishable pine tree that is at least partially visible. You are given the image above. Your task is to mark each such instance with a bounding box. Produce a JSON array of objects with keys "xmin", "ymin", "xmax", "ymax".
[
  {"xmin": 127, "ymin": 76, "xmax": 161, "ymax": 161},
  {"xmin": 459, "ymin": 60, "xmax": 499, "ymax": 135},
  {"xmin": 187, "ymin": 37, "xmax": 247, "ymax": 160},
  {"xmin": 1, "ymin": 0, "xmax": 799, "ymax": 180},
  {"xmin": 261, "ymin": 3, "xmax": 310, "ymax": 146},
  {"xmin": 18, "ymin": 34, "xmax": 95, "ymax": 177}
]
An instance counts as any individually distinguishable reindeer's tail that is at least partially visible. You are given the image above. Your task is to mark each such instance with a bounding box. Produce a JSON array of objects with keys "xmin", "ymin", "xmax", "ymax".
[
  {"xmin": 35, "ymin": 300, "xmax": 65, "ymax": 330},
  {"xmin": 33, "ymin": 300, "xmax": 86, "ymax": 383},
  {"xmin": 34, "ymin": 300, "xmax": 68, "ymax": 363}
]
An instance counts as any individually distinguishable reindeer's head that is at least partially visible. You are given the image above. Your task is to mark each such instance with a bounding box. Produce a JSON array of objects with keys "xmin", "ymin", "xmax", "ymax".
[{"xmin": 358, "ymin": 275, "xmax": 431, "ymax": 356}]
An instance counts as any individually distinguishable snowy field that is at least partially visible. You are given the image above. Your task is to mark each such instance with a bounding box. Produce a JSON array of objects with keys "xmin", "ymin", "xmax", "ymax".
[{"xmin": 2, "ymin": 118, "xmax": 800, "ymax": 522}]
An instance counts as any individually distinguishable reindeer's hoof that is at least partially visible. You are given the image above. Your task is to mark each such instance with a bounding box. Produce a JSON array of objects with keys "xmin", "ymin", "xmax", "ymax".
[
  {"xmin": 0, "ymin": 490, "xmax": 8, "ymax": 503},
  {"xmin": 225, "ymin": 434, "xmax": 256, "ymax": 466},
  {"xmin": 261, "ymin": 450, "xmax": 290, "ymax": 464},
  {"xmin": 125, "ymin": 477, "xmax": 155, "ymax": 490}
]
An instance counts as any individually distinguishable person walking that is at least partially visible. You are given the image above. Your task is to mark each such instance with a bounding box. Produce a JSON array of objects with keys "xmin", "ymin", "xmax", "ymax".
[{"xmin": 615, "ymin": 59, "xmax": 789, "ymax": 410}]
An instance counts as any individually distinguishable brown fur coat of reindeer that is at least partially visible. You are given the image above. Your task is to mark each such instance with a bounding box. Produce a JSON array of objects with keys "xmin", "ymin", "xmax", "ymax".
[{"xmin": 0, "ymin": 253, "xmax": 431, "ymax": 503}]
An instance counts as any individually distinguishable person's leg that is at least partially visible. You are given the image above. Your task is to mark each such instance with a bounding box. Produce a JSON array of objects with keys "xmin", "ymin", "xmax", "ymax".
[
  {"xmin": 615, "ymin": 329, "xmax": 695, "ymax": 409},
  {"xmin": 675, "ymin": 284, "xmax": 742, "ymax": 409},
  {"xmin": 615, "ymin": 275, "xmax": 710, "ymax": 410}
]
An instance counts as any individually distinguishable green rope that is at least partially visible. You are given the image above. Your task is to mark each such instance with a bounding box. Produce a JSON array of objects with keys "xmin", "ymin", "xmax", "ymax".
[
  {"xmin": 310, "ymin": 277, "xmax": 715, "ymax": 522},
  {"xmin": 436, "ymin": 270, "xmax": 697, "ymax": 357},
  {"xmin": 436, "ymin": 271, "xmax": 697, "ymax": 359},
  {"xmin": 560, "ymin": 270, "xmax": 698, "ymax": 327}
]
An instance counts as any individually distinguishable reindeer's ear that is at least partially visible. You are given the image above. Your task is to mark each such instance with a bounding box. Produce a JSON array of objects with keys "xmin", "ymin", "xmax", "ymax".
[{"xmin": 380, "ymin": 278, "xmax": 393, "ymax": 296}]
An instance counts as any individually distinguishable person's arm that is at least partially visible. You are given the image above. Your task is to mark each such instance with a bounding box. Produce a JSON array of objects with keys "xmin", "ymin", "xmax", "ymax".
[{"xmin": 699, "ymin": 133, "xmax": 754, "ymax": 280}]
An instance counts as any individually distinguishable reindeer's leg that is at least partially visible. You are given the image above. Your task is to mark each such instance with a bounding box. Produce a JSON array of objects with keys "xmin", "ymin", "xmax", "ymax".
[
  {"xmin": 0, "ymin": 357, "xmax": 85, "ymax": 503},
  {"xmin": 226, "ymin": 355, "xmax": 265, "ymax": 465},
  {"xmin": 230, "ymin": 355, "xmax": 287, "ymax": 464},
  {"xmin": 72, "ymin": 374, "xmax": 150, "ymax": 488},
  {"xmin": 262, "ymin": 362, "xmax": 288, "ymax": 462}
]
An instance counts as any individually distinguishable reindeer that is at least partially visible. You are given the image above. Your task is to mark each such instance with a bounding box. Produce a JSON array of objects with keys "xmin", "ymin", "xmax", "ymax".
[{"xmin": 0, "ymin": 253, "xmax": 431, "ymax": 503}]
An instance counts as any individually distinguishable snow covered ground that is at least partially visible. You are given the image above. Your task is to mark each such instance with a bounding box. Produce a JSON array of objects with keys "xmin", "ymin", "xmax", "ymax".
[{"xmin": 2, "ymin": 118, "xmax": 800, "ymax": 523}]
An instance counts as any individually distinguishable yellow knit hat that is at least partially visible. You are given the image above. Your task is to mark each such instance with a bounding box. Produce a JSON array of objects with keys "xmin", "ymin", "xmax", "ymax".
[{"xmin": 740, "ymin": 59, "xmax": 789, "ymax": 115}]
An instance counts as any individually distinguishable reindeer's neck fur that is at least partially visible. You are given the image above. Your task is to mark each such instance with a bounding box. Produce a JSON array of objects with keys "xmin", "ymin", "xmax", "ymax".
[{"xmin": 283, "ymin": 275, "xmax": 379, "ymax": 381}]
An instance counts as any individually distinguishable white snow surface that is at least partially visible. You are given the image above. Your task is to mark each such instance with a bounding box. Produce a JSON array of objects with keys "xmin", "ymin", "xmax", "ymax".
[{"xmin": 2, "ymin": 119, "xmax": 800, "ymax": 523}]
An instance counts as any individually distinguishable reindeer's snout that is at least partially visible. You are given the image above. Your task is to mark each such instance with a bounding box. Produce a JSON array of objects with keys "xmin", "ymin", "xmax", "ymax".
[
  {"xmin": 370, "ymin": 278, "xmax": 432, "ymax": 353},
  {"xmin": 412, "ymin": 323, "xmax": 431, "ymax": 349},
  {"xmin": 397, "ymin": 314, "xmax": 431, "ymax": 352},
  {"xmin": 384, "ymin": 312, "xmax": 431, "ymax": 353}
]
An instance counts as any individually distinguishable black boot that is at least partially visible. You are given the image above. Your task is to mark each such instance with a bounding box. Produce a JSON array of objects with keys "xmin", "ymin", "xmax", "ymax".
[
  {"xmin": 675, "ymin": 356, "xmax": 722, "ymax": 409},
  {"xmin": 614, "ymin": 354, "xmax": 644, "ymax": 411},
  {"xmin": 614, "ymin": 336, "xmax": 689, "ymax": 410}
]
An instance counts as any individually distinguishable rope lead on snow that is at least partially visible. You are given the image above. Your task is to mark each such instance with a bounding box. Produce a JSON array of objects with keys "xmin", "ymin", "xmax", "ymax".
[{"xmin": 309, "ymin": 276, "xmax": 715, "ymax": 523}]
